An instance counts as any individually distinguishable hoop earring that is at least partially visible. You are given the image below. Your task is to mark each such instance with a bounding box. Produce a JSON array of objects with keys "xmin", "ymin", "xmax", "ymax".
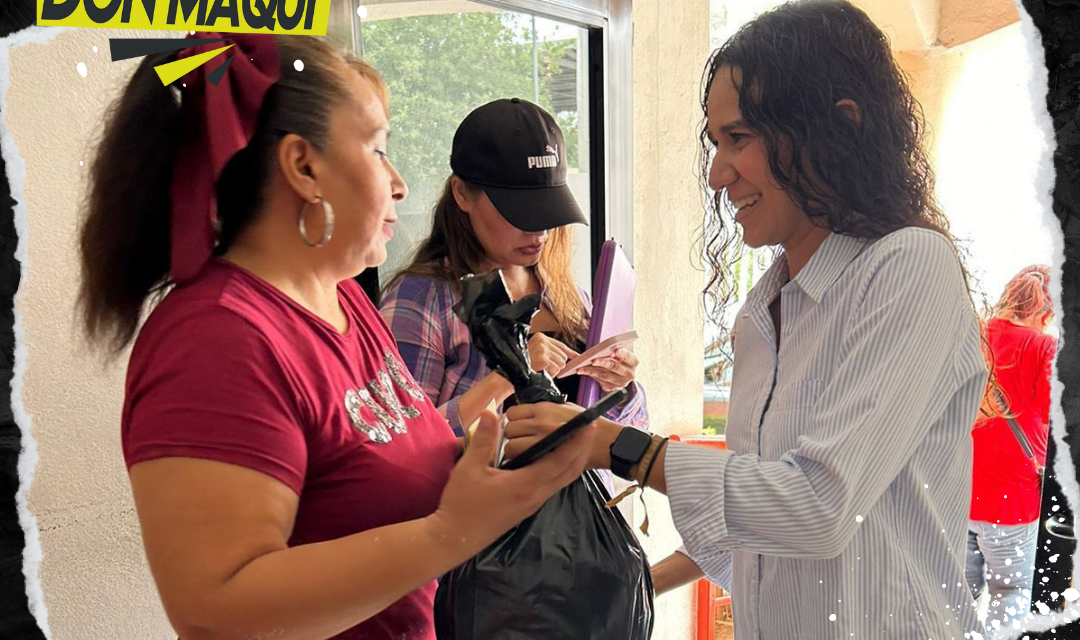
[{"xmin": 298, "ymin": 196, "xmax": 334, "ymax": 247}]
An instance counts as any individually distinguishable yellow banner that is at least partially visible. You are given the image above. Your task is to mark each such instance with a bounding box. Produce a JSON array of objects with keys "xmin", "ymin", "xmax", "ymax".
[{"xmin": 36, "ymin": 0, "xmax": 330, "ymax": 36}]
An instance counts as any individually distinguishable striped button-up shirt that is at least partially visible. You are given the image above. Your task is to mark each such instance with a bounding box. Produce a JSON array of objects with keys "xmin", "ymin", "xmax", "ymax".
[{"xmin": 666, "ymin": 229, "xmax": 988, "ymax": 639}]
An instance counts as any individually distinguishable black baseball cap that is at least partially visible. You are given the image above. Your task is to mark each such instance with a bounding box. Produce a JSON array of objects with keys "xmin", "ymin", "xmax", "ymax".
[{"xmin": 450, "ymin": 98, "xmax": 588, "ymax": 232}]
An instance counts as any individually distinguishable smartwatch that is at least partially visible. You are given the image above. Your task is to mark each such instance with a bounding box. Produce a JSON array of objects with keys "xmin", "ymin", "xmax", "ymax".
[{"xmin": 609, "ymin": 427, "xmax": 653, "ymax": 480}]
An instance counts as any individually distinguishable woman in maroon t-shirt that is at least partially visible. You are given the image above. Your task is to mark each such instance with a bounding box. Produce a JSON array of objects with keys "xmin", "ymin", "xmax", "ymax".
[
  {"xmin": 76, "ymin": 34, "xmax": 592, "ymax": 640},
  {"xmin": 966, "ymin": 265, "xmax": 1056, "ymax": 637}
]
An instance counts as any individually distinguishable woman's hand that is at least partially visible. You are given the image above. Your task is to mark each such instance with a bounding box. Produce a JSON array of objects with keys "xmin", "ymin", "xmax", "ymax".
[
  {"xmin": 527, "ymin": 333, "xmax": 578, "ymax": 378},
  {"xmin": 578, "ymin": 347, "xmax": 638, "ymax": 393},
  {"xmin": 429, "ymin": 409, "xmax": 593, "ymax": 550},
  {"xmin": 502, "ymin": 402, "xmax": 621, "ymax": 469}
]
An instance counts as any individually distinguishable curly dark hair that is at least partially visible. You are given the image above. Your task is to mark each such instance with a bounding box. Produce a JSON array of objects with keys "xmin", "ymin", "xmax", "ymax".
[{"xmin": 700, "ymin": 0, "xmax": 965, "ymax": 323}]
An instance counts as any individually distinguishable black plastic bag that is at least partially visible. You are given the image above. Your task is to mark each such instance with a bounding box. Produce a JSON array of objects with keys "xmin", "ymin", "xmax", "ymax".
[
  {"xmin": 452, "ymin": 271, "xmax": 566, "ymax": 404},
  {"xmin": 438, "ymin": 270, "xmax": 653, "ymax": 639},
  {"xmin": 434, "ymin": 470, "xmax": 654, "ymax": 639}
]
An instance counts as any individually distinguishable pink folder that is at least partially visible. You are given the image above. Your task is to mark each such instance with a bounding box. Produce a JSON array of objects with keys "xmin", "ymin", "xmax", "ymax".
[{"xmin": 577, "ymin": 239, "xmax": 636, "ymax": 407}]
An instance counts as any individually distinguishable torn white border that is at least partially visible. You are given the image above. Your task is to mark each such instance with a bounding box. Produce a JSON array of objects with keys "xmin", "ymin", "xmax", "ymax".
[
  {"xmin": 0, "ymin": 3, "xmax": 1073, "ymax": 639},
  {"xmin": 0, "ymin": 24, "xmax": 67, "ymax": 640},
  {"xmin": 1007, "ymin": 0, "xmax": 1080, "ymax": 638}
]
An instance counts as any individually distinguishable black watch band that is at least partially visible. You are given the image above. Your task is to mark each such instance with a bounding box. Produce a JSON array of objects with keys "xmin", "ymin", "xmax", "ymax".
[{"xmin": 609, "ymin": 427, "xmax": 653, "ymax": 480}]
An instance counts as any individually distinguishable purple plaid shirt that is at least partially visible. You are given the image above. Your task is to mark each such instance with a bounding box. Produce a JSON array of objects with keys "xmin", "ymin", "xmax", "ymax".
[{"xmin": 379, "ymin": 274, "xmax": 650, "ymax": 436}]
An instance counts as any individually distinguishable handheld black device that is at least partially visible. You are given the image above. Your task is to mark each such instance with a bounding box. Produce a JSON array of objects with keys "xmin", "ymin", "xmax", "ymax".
[{"xmin": 500, "ymin": 388, "xmax": 628, "ymax": 471}]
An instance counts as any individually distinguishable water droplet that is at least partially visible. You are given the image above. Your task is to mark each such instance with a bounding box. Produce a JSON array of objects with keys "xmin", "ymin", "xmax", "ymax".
[
  {"xmin": 77, "ymin": 62, "xmax": 87, "ymax": 77},
  {"xmin": 294, "ymin": 59, "xmax": 305, "ymax": 72}
]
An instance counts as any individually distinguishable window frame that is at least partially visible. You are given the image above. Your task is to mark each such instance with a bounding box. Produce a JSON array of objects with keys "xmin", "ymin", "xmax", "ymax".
[{"xmin": 342, "ymin": 0, "xmax": 634, "ymax": 295}]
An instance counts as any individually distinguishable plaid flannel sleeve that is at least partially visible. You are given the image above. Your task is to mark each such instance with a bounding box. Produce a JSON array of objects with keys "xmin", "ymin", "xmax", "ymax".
[{"xmin": 379, "ymin": 277, "xmax": 465, "ymax": 434}]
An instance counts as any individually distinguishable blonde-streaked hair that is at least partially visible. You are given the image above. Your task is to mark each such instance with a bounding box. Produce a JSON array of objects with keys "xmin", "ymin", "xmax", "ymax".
[
  {"xmin": 344, "ymin": 56, "xmax": 389, "ymax": 114},
  {"xmin": 385, "ymin": 176, "xmax": 587, "ymax": 340},
  {"xmin": 976, "ymin": 265, "xmax": 1054, "ymax": 422},
  {"xmin": 991, "ymin": 264, "xmax": 1053, "ymax": 327}
]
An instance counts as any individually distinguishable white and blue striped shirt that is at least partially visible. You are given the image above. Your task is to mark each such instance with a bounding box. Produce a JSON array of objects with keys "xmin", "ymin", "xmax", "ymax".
[{"xmin": 666, "ymin": 229, "xmax": 988, "ymax": 639}]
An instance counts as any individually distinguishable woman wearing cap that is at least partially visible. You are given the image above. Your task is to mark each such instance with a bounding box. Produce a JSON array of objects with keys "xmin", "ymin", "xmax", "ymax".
[
  {"xmin": 77, "ymin": 35, "xmax": 591, "ymax": 640},
  {"xmin": 380, "ymin": 98, "xmax": 648, "ymax": 440},
  {"xmin": 967, "ymin": 265, "xmax": 1056, "ymax": 637}
]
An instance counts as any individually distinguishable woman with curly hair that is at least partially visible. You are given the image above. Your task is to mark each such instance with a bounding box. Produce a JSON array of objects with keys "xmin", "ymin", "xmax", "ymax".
[
  {"xmin": 967, "ymin": 265, "xmax": 1056, "ymax": 638},
  {"xmin": 503, "ymin": 2, "xmax": 991, "ymax": 638}
]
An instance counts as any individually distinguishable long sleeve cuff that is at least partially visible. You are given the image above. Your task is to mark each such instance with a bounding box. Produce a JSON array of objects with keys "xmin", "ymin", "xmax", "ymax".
[
  {"xmin": 441, "ymin": 396, "xmax": 464, "ymax": 436},
  {"xmin": 665, "ymin": 441, "xmax": 737, "ymax": 585}
]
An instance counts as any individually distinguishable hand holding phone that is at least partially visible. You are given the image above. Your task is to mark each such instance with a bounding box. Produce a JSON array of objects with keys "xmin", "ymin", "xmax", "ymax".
[{"xmin": 500, "ymin": 388, "xmax": 628, "ymax": 470}]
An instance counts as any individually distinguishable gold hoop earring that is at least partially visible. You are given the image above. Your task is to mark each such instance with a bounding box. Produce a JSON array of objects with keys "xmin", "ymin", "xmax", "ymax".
[{"xmin": 298, "ymin": 196, "xmax": 334, "ymax": 247}]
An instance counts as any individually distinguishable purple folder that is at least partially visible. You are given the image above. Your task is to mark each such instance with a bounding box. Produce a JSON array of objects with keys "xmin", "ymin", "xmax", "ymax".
[{"xmin": 577, "ymin": 239, "xmax": 636, "ymax": 408}]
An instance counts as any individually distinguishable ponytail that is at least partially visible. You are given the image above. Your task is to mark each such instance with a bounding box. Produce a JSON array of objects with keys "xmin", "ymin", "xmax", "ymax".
[
  {"xmin": 78, "ymin": 51, "xmax": 181, "ymax": 356},
  {"xmin": 79, "ymin": 36, "xmax": 381, "ymax": 357}
]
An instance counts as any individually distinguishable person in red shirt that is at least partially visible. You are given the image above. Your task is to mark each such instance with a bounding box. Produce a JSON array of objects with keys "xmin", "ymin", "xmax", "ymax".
[
  {"xmin": 967, "ymin": 264, "xmax": 1056, "ymax": 638},
  {"xmin": 76, "ymin": 34, "xmax": 591, "ymax": 640}
]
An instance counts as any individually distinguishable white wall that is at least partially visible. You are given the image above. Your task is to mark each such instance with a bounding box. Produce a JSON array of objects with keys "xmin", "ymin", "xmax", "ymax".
[
  {"xmin": 9, "ymin": 27, "xmax": 178, "ymax": 638},
  {"xmin": 631, "ymin": 0, "xmax": 712, "ymax": 637}
]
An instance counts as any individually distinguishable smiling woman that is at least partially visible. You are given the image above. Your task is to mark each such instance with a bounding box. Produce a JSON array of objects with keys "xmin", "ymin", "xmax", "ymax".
[{"xmin": 502, "ymin": 3, "xmax": 996, "ymax": 639}]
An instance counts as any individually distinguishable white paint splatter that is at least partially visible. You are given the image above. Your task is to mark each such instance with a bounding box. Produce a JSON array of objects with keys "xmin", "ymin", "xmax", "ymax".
[
  {"xmin": 76, "ymin": 62, "xmax": 86, "ymax": 77},
  {"xmin": 92, "ymin": 45, "xmax": 97, "ymax": 53},
  {"xmin": 1064, "ymin": 588, "xmax": 1080, "ymax": 602},
  {"xmin": 356, "ymin": 5, "xmax": 368, "ymax": 19},
  {"xmin": 829, "ymin": 614, "xmax": 836, "ymax": 622},
  {"xmin": 855, "ymin": 515, "xmax": 863, "ymax": 523},
  {"xmin": 1050, "ymin": 554, "xmax": 1059, "ymax": 563},
  {"xmin": 294, "ymin": 59, "xmax": 304, "ymax": 72}
]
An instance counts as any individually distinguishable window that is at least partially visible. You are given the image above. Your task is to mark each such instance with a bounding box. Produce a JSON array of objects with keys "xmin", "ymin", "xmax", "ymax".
[{"xmin": 329, "ymin": 0, "xmax": 631, "ymax": 303}]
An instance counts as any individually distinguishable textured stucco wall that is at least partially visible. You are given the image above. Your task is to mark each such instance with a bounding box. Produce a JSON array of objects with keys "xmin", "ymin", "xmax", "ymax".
[
  {"xmin": 631, "ymin": 0, "xmax": 711, "ymax": 637},
  {"xmin": 9, "ymin": 27, "xmax": 178, "ymax": 639}
]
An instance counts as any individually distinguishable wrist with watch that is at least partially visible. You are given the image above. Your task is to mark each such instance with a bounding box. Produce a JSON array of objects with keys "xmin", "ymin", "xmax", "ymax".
[{"xmin": 609, "ymin": 427, "xmax": 668, "ymax": 485}]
